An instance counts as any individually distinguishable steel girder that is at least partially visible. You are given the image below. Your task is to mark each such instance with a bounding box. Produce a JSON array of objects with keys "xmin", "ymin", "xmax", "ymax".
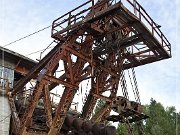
[{"xmin": 10, "ymin": 0, "xmax": 171, "ymax": 135}]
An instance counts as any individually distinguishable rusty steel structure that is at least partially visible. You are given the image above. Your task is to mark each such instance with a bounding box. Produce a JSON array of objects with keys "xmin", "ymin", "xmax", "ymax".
[{"xmin": 8, "ymin": 0, "xmax": 171, "ymax": 135}]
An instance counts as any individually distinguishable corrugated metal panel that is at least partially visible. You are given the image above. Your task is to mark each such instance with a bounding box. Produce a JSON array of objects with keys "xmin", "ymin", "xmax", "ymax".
[
  {"xmin": 0, "ymin": 93, "xmax": 11, "ymax": 135},
  {"xmin": 0, "ymin": 46, "xmax": 37, "ymax": 70}
]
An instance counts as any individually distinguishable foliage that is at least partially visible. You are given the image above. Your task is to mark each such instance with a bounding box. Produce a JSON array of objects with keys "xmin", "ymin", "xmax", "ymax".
[
  {"xmin": 116, "ymin": 123, "xmax": 128, "ymax": 135},
  {"xmin": 94, "ymin": 99, "xmax": 106, "ymax": 114},
  {"xmin": 116, "ymin": 98, "xmax": 180, "ymax": 135},
  {"xmin": 94, "ymin": 99, "xmax": 111, "ymax": 125}
]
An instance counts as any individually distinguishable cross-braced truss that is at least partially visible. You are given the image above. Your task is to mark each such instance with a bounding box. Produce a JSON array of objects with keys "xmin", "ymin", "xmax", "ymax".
[{"xmin": 9, "ymin": 0, "xmax": 171, "ymax": 135}]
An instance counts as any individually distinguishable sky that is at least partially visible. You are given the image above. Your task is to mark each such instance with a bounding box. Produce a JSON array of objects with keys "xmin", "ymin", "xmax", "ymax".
[{"xmin": 0, "ymin": 0, "xmax": 179, "ymax": 111}]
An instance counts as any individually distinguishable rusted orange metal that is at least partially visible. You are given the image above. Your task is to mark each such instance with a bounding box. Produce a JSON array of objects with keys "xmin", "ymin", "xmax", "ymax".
[
  {"xmin": 9, "ymin": 0, "xmax": 171, "ymax": 135},
  {"xmin": 15, "ymin": 66, "xmax": 30, "ymax": 76}
]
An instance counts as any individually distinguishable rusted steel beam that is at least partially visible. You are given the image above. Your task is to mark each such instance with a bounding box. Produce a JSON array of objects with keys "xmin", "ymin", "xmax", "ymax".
[
  {"xmin": 67, "ymin": 53, "xmax": 74, "ymax": 84},
  {"xmin": 15, "ymin": 66, "xmax": 30, "ymax": 76},
  {"xmin": 8, "ymin": 97, "xmax": 21, "ymax": 134},
  {"xmin": 52, "ymin": 0, "xmax": 116, "ymax": 37},
  {"xmin": 48, "ymin": 87, "xmax": 77, "ymax": 135},
  {"xmin": 48, "ymin": 65, "xmax": 91, "ymax": 91},
  {"xmin": 82, "ymin": 89, "xmax": 98, "ymax": 119},
  {"xmin": 43, "ymin": 85, "xmax": 53, "ymax": 127},
  {"xmin": 91, "ymin": 86, "xmax": 119, "ymax": 123},
  {"xmin": 82, "ymin": 53, "xmax": 117, "ymax": 120},
  {"xmin": 20, "ymin": 81, "xmax": 46, "ymax": 134},
  {"xmin": 64, "ymin": 46, "xmax": 119, "ymax": 77},
  {"xmin": 78, "ymin": 66, "xmax": 93, "ymax": 82},
  {"xmin": 91, "ymin": 104, "xmax": 111, "ymax": 123},
  {"xmin": 94, "ymin": 34, "xmax": 143, "ymax": 55},
  {"xmin": 48, "ymin": 35, "xmax": 93, "ymax": 135},
  {"xmin": 44, "ymin": 75, "xmax": 78, "ymax": 89},
  {"xmin": 12, "ymin": 0, "xmax": 171, "ymax": 134},
  {"xmin": 20, "ymin": 43, "xmax": 67, "ymax": 134},
  {"xmin": 92, "ymin": 81, "xmax": 121, "ymax": 122},
  {"xmin": 81, "ymin": 72, "xmax": 109, "ymax": 120},
  {"xmin": 92, "ymin": 93, "xmax": 112, "ymax": 102},
  {"xmin": 48, "ymin": 69, "xmax": 86, "ymax": 134},
  {"xmin": 123, "ymin": 56, "xmax": 161, "ymax": 69},
  {"xmin": 83, "ymin": 49, "xmax": 124, "ymax": 122},
  {"xmin": 13, "ymin": 42, "xmax": 63, "ymax": 95},
  {"xmin": 64, "ymin": 46, "xmax": 92, "ymax": 64}
]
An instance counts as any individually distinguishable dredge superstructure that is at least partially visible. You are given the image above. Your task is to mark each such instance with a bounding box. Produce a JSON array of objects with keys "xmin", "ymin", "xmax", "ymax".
[{"xmin": 0, "ymin": 0, "xmax": 171, "ymax": 135}]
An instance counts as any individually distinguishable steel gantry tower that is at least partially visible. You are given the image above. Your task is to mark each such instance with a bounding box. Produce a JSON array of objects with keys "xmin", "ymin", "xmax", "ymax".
[{"xmin": 8, "ymin": 0, "xmax": 171, "ymax": 135}]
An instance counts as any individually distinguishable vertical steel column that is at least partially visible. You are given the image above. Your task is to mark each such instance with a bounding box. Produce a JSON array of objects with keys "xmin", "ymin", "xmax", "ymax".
[
  {"xmin": 20, "ymin": 44, "xmax": 66, "ymax": 134},
  {"xmin": 43, "ymin": 85, "xmax": 53, "ymax": 127},
  {"xmin": 48, "ymin": 35, "xmax": 94, "ymax": 135}
]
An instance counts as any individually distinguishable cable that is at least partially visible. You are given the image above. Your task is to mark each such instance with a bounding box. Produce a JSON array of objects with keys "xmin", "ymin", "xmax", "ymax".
[
  {"xmin": 25, "ymin": 45, "xmax": 56, "ymax": 56},
  {"xmin": 0, "ymin": 114, "xmax": 11, "ymax": 123},
  {"xmin": 39, "ymin": 41, "xmax": 55, "ymax": 59},
  {"xmin": 132, "ymin": 67, "xmax": 141, "ymax": 104},
  {"xmin": 127, "ymin": 69, "xmax": 138, "ymax": 102},
  {"xmin": 2, "ymin": 25, "xmax": 52, "ymax": 48}
]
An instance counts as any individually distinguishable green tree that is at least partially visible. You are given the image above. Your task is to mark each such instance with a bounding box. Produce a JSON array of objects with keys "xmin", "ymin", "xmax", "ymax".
[
  {"xmin": 116, "ymin": 122, "xmax": 140, "ymax": 135},
  {"xmin": 144, "ymin": 98, "xmax": 177, "ymax": 135},
  {"xmin": 94, "ymin": 99, "xmax": 106, "ymax": 114},
  {"xmin": 94, "ymin": 99, "xmax": 111, "ymax": 125},
  {"xmin": 116, "ymin": 98, "xmax": 180, "ymax": 135},
  {"xmin": 116, "ymin": 123, "xmax": 128, "ymax": 135}
]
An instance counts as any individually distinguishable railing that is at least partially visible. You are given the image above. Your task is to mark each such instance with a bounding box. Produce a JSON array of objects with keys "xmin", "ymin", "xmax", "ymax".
[
  {"xmin": 52, "ymin": 0, "xmax": 171, "ymax": 56},
  {"xmin": 51, "ymin": 0, "xmax": 110, "ymax": 36},
  {"xmin": 121, "ymin": 0, "xmax": 171, "ymax": 56},
  {"xmin": 18, "ymin": 87, "xmax": 79, "ymax": 111}
]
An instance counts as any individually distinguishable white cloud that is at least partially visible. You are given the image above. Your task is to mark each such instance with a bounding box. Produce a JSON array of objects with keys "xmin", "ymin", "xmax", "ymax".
[{"xmin": 0, "ymin": 0, "xmax": 179, "ymax": 111}]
